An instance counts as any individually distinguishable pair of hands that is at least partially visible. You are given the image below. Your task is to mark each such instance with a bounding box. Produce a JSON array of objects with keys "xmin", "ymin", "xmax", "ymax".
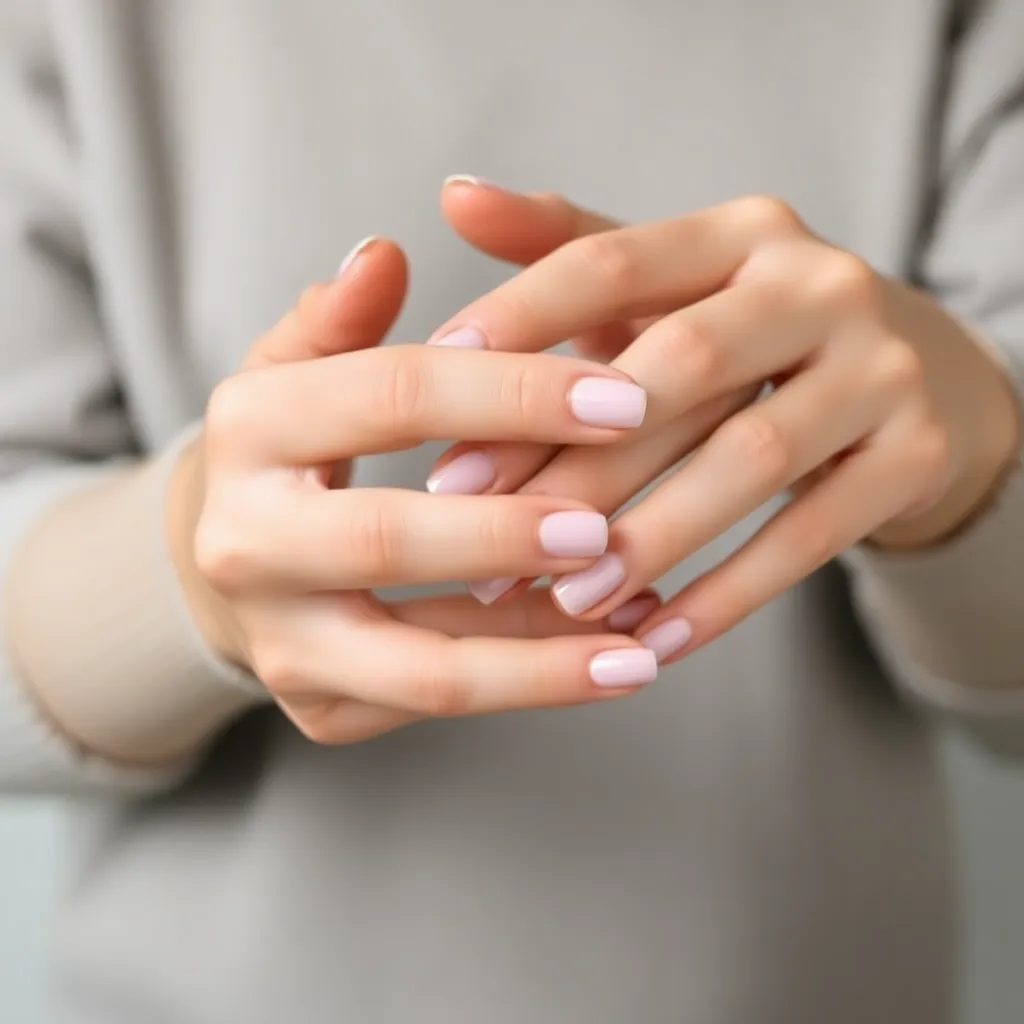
[{"xmin": 173, "ymin": 179, "xmax": 1019, "ymax": 745}]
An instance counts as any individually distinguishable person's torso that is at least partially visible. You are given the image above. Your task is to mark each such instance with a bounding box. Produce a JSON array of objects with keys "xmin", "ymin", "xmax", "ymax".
[{"xmin": 50, "ymin": 2, "xmax": 955, "ymax": 1021}]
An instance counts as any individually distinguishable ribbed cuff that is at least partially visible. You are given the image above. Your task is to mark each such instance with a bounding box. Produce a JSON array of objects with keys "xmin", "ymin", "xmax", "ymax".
[
  {"xmin": 1, "ymin": 430, "xmax": 268, "ymax": 796},
  {"xmin": 843, "ymin": 336, "xmax": 1024, "ymax": 755}
]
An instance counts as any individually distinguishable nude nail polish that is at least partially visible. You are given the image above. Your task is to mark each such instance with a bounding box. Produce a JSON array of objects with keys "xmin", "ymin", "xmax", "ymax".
[
  {"xmin": 552, "ymin": 554, "xmax": 627, "ymax": 616},
  {"xmin": 639, "ymin": 618, "xmax": 694, "ymax": 662},
  {"xmin": 589, "ymin": 648, "xmax": 658, "ymax": 687},
  {"xmin": 426, "ymin": 452, "xmax": 497, "ymax": 495},
  {"xmin": 467, "ymin": 578, "xmax": 518, "ymax": 605},
  {"xmin": 569, "ymin": 378, "xmax": 647, "ymax": 429},
  {"xmin": 538, "ymin": 511, "xmax": 609, "ymax": 558},
  {"xmin": 428, "ymin": 326, "xmax": 487, "ymax": 348}
]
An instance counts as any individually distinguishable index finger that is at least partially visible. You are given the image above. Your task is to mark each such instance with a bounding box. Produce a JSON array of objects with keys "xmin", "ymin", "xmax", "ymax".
[{"xmin": 431, "ymin": 194, "xmax": 801, "ymax": 355}]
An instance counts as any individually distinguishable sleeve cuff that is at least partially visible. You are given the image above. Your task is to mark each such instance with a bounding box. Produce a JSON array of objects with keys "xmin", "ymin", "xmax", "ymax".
[
  {"xmin": 1, "ymin": 429, "xmax": 269, "ymax": 797},
  {"xmin": 842, "ymin": 337, "xmax": 1024, "ymax": 756}
]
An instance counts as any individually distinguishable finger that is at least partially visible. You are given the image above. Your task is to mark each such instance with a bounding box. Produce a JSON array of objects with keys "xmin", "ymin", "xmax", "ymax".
[
  {"xmin": 243, "ymin": 237, "xmax": 408, "ymax": 369},
  {"xmin": 636, "ymin": 440, "xmax": 934, "ymax": 663},
  {"xmin": 441, "ymin": 178, "xmax": 620, "ymax": 264},
  {"xmin": 203, "ymin": 490, "xmax": 617, "ymax": 592},
  {"xmin": 318, "ymin": 623, "xmax": 660, "ymax": 715},
  {"xmin": 607, "ymin": 277, "xmax": 825, "ymax": 421},
  {"xmin": 389, "ymin": 588, "xmax": 663, "ymax": 637},
  {"xmin": 216, "ymin": 346, "xmax": 647, "ymax": 466},
  {"xmin": 442, "ymin": 181, "xmax": 641, "ymax": 361},
  {"xmin": 278, "ymin": 697, "xmax": 423, "ymax": 746},
  {"xmin": 550, "ymin": 357, "xmax": 892, "ymax": 619},
  {"xmin": 431, "ymin": 194, "xmax": 802, "ymax": 354}
]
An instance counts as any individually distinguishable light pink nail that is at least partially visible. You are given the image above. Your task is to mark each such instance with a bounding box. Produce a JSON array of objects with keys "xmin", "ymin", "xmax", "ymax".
[
  {"xmin": 444, "ymin": 174, "xmax": 500, "ymax": 189},
  {"xmin": 569, "ymin": 378, "xmax": 647, "ymax": 429},
  {"xmin": 337, "ymin": 236, "xmax": 379, "ymax": 277},
  {"xmin": 552, "ymin": 553, "xmax": 627, "ymax": 616},
  {"xmin": 639, "ymin": 618, "xmax": 693, "ymax": 662},
  {"xmin": 607, "ymin": 596, "xmax": 660, "ymax": 632},
  {"xmin": 589, "ymin": 648, "xmax": 658, "ymax": 688},
  {"xmin": 467, "ymin": 577, "xmax": 518, "ymax": 605},
  {"xmin": 539, "ymin": 511, "xmax": 608, "ymax": 558},
  {"xmin": 426, "ymin": 452, "xmax": 496, "ymax": 495},
  {"xmin": 429, "ymin": 326, "xmax": 487, "ymax": 348}
]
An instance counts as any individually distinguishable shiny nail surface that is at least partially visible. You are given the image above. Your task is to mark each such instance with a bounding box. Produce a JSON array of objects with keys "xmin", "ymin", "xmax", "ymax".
[
  {"xmin": 337, "ymin": 236, "xmax": 379, "ymax": 277},
  {"xmin": 639, "ymin": 618, "xmax": 693, "ymax": 662},
  {"xmin": 569, "ymin": 378, "xmax": 647, "ymax": 428},
  {"xmin": 426, "ymin": 452, "xmax": 496, "ymax": 495},
  {"xmin": 553, "ymin": 554, "xmax": 627, "ymax": 616},
  {"xmin": 429, "ymin": 326, "xmax": 487, "ymax": 348},
  {"xmin": 538, "ymin": 511, "xmax": 608, "ymax": 558},
  {"xmin": 589, "ymin": 649, "xmax": 658, "ymax": 688},
  {"xmin": 466, "ymin": 577, "xmax": 518, "ymax": 605},
  {"xmin": 444, "ymin": 174, "xmax": 499, "ymax": 189}
]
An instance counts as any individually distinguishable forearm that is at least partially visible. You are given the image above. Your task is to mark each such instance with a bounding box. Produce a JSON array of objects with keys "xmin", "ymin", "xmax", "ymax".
[{"xmin": 3, "ymin": 438, "xmax": 266, "ymax": 772}]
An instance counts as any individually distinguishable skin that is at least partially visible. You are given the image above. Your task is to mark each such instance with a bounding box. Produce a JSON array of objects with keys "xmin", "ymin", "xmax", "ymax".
[
  {"xmin": 430, "ymin": 180, "xmax": 1021, "ymax": 664},
  {"xmin": 156, "ymin": 178, "xmax": 1019, "ymax": 757},
  {"xmin": 170, "ymin": 237, "xmax": 662, "ymax": 752}
]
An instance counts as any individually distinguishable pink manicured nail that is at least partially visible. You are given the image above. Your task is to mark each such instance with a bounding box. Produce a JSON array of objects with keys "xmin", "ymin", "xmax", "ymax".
[
  {"xmin": 539, "ymin": 511, "xmax": 608, "ymax": 558},
  {"xmin": 467, "ymin": 577, "xmax": 518, "ymax": 605},
  {"xmin": 426, "ymin": 452, "xmax": 496, "ymax": 495},
  {"xmin": 589, "ymin": 648, "xmax": 658, "ymax": 688},
  {"xmin": 444, "ymin": 174, "xmax": 499, "ymax": 189},
  {"xmin": 429, "ymin": 326, "xmax": 487, "ymax": 348},
  {"xmin": 639, "ymin": 618, "xmax": 693, "ymax": 662},
  {"xmin": 569, "ymin": 378, "xmax": 647, "ymax": 429},
  {"xmin": 553, "ymin": 554, "xmax": 627, "ymax": 616},
  {"xmin": 337, "ymin": 236, "xmax": 379, "ymax": 277},
  {"xmin": 607, "ymin": 596, "xmax": 660, "ymax": 632}
]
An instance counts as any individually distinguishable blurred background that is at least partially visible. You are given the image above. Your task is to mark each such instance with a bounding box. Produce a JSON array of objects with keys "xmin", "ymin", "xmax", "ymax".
[{"xmin": 4, "ymin": 732, "xmax": 1024, "ymax": 1020}]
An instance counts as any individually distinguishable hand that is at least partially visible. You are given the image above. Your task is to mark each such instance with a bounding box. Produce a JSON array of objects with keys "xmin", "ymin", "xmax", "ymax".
[
  {"xmin": 169, "ymin": 237, "xmax": 662, "ymax": 745},
  {"xmin": 428, "ymin": 183, "xmax": 1021, "ymax": 663}
]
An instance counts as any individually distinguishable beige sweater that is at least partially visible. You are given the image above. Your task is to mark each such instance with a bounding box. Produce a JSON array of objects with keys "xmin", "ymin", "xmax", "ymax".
[{"xmin": 2, "ymin": 0, "xmax": 1024, "ymax": 1020}]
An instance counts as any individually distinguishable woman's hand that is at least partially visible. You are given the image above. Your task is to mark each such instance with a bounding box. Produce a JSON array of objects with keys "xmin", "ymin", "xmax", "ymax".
[
  {"xmin": 430, "ymin": 184, "xmax": 1021, "ymax": 664},
  {"xmin": 169, "ymin": 237, "xmax": 662, "ymax": 745}
]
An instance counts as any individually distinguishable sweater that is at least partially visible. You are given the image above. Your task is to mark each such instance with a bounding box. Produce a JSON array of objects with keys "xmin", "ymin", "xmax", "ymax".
[{"xmin": 2, "ymin": 1, "xmax": 1024, "ymax": 1020}]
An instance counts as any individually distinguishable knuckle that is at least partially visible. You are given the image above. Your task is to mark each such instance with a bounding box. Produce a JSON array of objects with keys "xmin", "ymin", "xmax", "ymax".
[
  {"xmin": 733, "ymin": 194, "xmax": 803, "ymax": 236},
  {"xmin": 499, "ymin": 361, "xmax": 543, "ymax": 426},
  {"xmin": 378, "ymin": 351, "xmax": 431, "ymax": 437},
  {"xmin": 808, "ymin": 252, "xmax": 881, "ymax": 314},
  {"xmin": 409, "ymin": 649, "xmax": 467, "ymax": 717},
  {"xmin": 204, "ymin": 376, "xmax": 255, "ymax": 447},
  {"xmin": 657, "ymin": 317, "xmax": 720, "ymax": 386},
  {"xmin": 571, "ymin": 232, "xmax": 642, "ymax": 292},
  {"xmin": 251, "ymin": 642, "xmax": 307, "ymax": 697},
  {"xmin": 868, "ymin": 339, "xmax": 927, "ymax": 397},
  {"xmin": 719, "ymin": 411, "xmax": 792, "ymax": 487},
  {"xmin": 193, "ymin": 512, "xmax": 257, "ymax": 594},
  {"xmin": 345, "ymin": 500, "xmax": 407, "ymax": 583}
]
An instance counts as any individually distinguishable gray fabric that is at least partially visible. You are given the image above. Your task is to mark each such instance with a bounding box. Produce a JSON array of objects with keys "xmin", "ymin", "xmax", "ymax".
[{"xmin": 2, "ymin": 0, "xmax": 1024, "ymax": 1020}]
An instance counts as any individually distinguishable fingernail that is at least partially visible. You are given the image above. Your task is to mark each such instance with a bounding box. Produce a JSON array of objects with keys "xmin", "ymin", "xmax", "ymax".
[
  {"xmin": 337, "ymin": 236, "xmax": 379, "ymax": 277},
  {"xmin": 467, "ymin": 577, "xmax": 518, "ymax": 605},
  {"xmin": 639, "ymin": 618, "xmax": 693, "ymax": 662},
  {"xmin": 552, "ymin": 553, "xmax": 627, "ymax": 616},
  {"xmin": 607, "ymin": 595, "xmax": 660, "ymax": 632},
  {"xmin": 539, "ymin": 511, "xmax": 608, "ymax": 558},
  {"xmin": 429, "ymin": 326, "xmax": 488, "ymax": 348},
  {"xmin": 426, "ymin": 452, "xmax": 496, "ymax": 495},
  {"xmin": 589, "ymin": 648, "xmax": 658, "ymax": 688},
  {"xmin": 569, "ymin": 378, "xmax": 647, "ymax": 429},
  {"xmin": 444, "ymin": 174, "xmax": 499, "ymax": 189}
]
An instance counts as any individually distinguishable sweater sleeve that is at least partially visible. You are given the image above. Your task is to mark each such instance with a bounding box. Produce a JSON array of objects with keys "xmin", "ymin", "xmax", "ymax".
[
  {"xmin": 842, "ymin": 0, "xmax": 1024, "ymax": 759},
  {"xmin": 0, "ymin": 2, "xmax": 264, "ymax": 797}
]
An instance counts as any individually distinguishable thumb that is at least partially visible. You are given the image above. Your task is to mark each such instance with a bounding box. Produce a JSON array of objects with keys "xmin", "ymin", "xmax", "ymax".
[{"xmin": 243, "ymin": 236, "xmax": 408, "ymax": 370}]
